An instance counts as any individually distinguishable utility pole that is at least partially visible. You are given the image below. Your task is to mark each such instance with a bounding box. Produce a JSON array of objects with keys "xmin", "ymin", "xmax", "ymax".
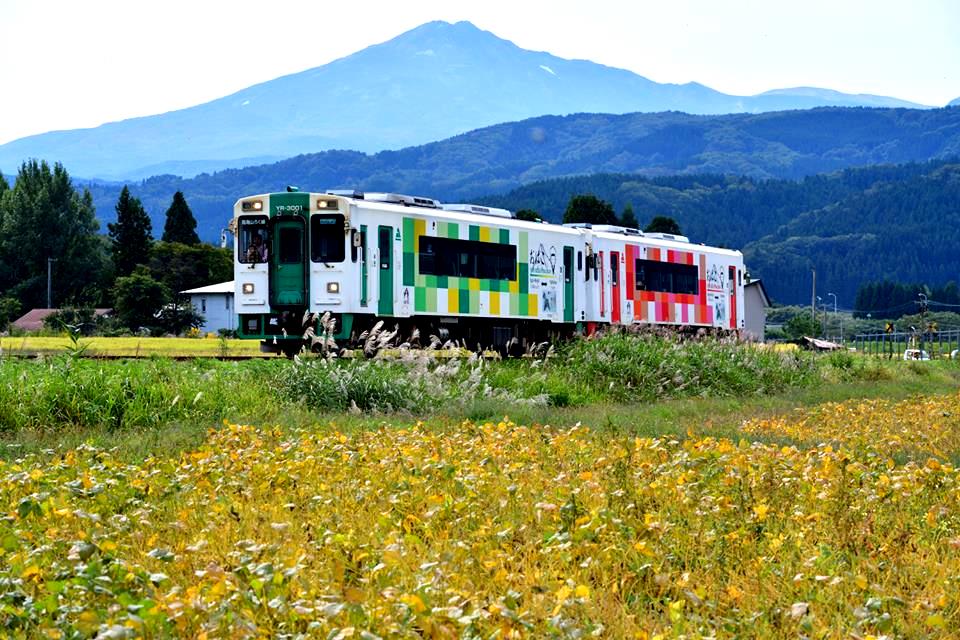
[
  {"xmin": 828, "ymin": 293, "xmax": 837, "ymax": 343},
  {"xmin": 817, "ymin": 295, "xmax": 823, "ymax": 339},
  {"xmin": 47, "ymin": 258, "xmax": 57, "ymax": 309},
  {"xmin": 811, "ymin": 268, "xmax": 816, "ymax": 328},
  {"xmin": 919, "ymin": 292, "xmax": 928, "ymax": 356}
]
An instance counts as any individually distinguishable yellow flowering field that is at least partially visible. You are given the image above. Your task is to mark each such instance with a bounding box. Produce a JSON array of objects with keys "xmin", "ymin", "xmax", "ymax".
[
  {"xmin": 0, "ymin": 336, "xmax": 265, "ymax": 358},
  {"xmin": 3, "ymin": 417, "xmax": 960, "ymax": 638},
  {"xmin": 742, "ymin": 391, "xmax": 960, "ymax": 460}
]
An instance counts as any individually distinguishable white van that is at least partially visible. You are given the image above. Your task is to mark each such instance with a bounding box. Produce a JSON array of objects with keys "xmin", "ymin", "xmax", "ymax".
[{"xmin": 903, "ymin": 349, "xmax": 930, "ymax": 361}]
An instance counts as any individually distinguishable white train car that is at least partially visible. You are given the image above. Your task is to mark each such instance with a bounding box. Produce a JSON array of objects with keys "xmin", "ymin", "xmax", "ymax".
[{"xmin": 232, "ymin": 189, "xmax": 744, "ymax": 354}]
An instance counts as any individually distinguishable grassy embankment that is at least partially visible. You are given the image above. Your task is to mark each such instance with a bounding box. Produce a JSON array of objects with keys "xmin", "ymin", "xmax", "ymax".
[{"xmin": 0, "ymin": 332, "xmax": 956, "ymax": 459}]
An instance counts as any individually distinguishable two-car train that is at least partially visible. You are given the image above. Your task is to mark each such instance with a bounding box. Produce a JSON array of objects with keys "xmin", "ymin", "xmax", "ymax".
[{"xmin": 232, "ymin": 189, "xmax": 745, "ymax": 355}]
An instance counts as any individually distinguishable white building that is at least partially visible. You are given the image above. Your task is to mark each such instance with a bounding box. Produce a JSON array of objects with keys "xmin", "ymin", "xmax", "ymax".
[
  {"xmin": 743, "ymin": 279, "xmax": 771, "ymax": 341},
  {"xmin": 181, "ymin": 281, "xmax": 236, "ymax": 334}
]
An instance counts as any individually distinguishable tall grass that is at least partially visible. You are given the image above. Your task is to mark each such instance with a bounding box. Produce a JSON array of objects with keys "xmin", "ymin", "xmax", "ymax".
[
  {"xmin": 0, "ymin": 334, "xmax": 823, "ymax": 436},
  {"xmin": 0, "ymin": 356, "xmax": 283, "ymax": 433},
  {"xmin": 275, "ymin": 333, "xmax": 820, "ymax": 412}
]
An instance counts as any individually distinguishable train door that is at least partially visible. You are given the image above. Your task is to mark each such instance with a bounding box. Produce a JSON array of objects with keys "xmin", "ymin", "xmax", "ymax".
[
  {"xmin": 610, "ymin": 251, "xmax": 621, "ymax": 324},
  {"xmin": 728, "ymin": 265, "xmax": 738, "ymax": 330},
  {"xmin": 378, "ymin": 225, "xmax": 394, "ymax": 316},
  {"xmin": 599, "ymin": 251, "xmax": 606, "ymax": 318},
  {"xmin": 359, "ymin": 225, "xmax": 369, "ymax": 307},
  {"xmin": 269, "ymin": 217, "xmax": 306, "ymax": 307},
  {"xmin": 563, "ymin": 246, "xmax": 574, "ymax": 323}
]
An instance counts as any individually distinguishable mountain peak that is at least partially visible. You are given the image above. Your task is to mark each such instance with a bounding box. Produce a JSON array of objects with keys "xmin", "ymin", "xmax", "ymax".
[{"xmin": 0, "ymin": 20, "xmax": 936, "ymax": 179}]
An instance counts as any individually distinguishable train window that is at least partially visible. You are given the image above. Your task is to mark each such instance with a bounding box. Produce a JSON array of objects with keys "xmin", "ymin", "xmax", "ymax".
[
  {"xmin": 577, "ymin": 251, "xmax": 583, "ymax": 271},
  {"xmin": 278, "ymin": 227, "xmax": 302, "ymax": 264},
  {"xmin": 310, "ymin": 214, "xmax": 345, "ymax": 263},
  {"xmin": 610, "ymin": 253, "xmax": 619, "ymax": 286},
  {"xmin": 379, "ymin": 227, "xmax": 391, "ymax": 269},
  {"xmin": 635, "ymin": 259, "xmax": 698, "ymax": 295},
  {"xmin": 238, "ymin": 216, "xmax": 269, "ymax": 264},
  {"xmin": 350, "ymin": 230, "xmax": 358, "ymax": 262},
  {"xmin": 419, "ymin": 236, "xmax": 516, "ymax": 280}
]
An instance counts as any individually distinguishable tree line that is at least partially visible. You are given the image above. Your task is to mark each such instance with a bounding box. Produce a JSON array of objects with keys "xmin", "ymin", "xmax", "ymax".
[
  {"xmin": 853, "ymin": 280, "xmax": 960, "ymax": 319},
  {"xmin": 0, "ymin": 161, "xmax": 231, "ymax": 334}
]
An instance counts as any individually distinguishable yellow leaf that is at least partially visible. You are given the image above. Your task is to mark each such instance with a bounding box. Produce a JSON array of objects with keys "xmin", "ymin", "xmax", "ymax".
[
  {"xmin": 633, "ymin": 540, "xmax": 656, "ymax": 557},
  {"xmin": 927, "ymin": 613, "xmax": 946, "ymax": 628},
  {"xmin": 401, "ymin": 593, "xmax": 426, "ymax": 613},
  {"xmin": 753, "ymin": 503, "xmax": 770, "ymax": 522},
  {"xmin": 344, "ymin": 587, "xmax": 365, "ymax": 603}
]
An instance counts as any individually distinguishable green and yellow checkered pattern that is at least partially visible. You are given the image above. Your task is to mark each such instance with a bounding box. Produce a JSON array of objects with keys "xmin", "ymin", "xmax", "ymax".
[{"xmin": 402, "ymin": 217, "xmax": 539, "ymax": 317}]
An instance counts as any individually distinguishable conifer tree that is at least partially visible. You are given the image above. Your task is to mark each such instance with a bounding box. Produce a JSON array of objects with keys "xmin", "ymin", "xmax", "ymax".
[
  {"xmin": 619, "ymin": 203, "xmax": 639, "ymax": 228},
  {"xmin": 161, "ymin": 191, "xmax": 200, "ymax": 245},
  {"xmin": 108, "ymin": 186, "xmax": 153, "ymax": 278}
]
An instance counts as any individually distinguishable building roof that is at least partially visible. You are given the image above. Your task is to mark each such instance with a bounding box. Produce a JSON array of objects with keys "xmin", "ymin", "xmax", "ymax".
[
  {"xmin": 181, "ymin": 281, "xmax": 234, "ymax": 295},
  {"xmin": 12, "ymin": 308, "xmax": 112, "ymax": 332},
  {"xmin": 745, "ymin": 279, "xmax": 772, "ymax": 307},
  {"xmin": 802, "ymin": 336, "xmax": 843, "ymax": 351}
]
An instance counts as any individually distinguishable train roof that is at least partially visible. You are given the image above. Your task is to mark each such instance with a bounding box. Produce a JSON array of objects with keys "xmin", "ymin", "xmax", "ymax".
[{"xmin": 234, "ymin": 189, "xmax": 742, "ymax": 256}]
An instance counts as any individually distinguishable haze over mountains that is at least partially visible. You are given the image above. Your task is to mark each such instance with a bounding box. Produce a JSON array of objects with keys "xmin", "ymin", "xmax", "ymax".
[{"xmin": 0, "ymin": 20, "xmax": 934, "ymax": 181}]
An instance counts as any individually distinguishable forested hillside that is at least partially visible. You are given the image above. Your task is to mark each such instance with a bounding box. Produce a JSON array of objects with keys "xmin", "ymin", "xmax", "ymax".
[
  {"xmin": 80, "ymin": 106, "xmax": 960, "ymax": 240},
  {"xmin": 481, "ymin": 160, "xmax": 960, "ymax": 305}
]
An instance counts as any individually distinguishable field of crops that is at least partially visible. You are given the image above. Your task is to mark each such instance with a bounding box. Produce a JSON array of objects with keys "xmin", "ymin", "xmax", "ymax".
[
  {"xmin": 1, "ymin": 334, "xmax": 959, "ymax": 637},
  {"xmin": 3, "ymin": 390, "xmax": 960, "ymax": 637},
  {"xmin": 0, "ymin": 336, "xmax": 265, "ymax": 358}
]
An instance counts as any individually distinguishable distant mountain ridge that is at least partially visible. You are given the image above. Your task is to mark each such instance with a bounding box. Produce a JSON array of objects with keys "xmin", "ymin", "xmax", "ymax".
[
  {"xmin": 78, "ymin": 105, "xmax": 960, "ymax": 242},
  {"xmin": 0, "ymin": 20, "xmax": 931, "ymax": 180},
  {"xmin": 478, "ymin": 160, "xmax": 960, "ymax": 306}
]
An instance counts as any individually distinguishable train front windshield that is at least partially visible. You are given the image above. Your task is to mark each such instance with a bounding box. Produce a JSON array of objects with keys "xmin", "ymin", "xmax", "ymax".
[
  {"xmin": 239, "ymin": 216, "xmax": 269, "ymax": 264},
  {"xmin": 311, "ymin": 214, "xmax": 346, "ymax": 263}
]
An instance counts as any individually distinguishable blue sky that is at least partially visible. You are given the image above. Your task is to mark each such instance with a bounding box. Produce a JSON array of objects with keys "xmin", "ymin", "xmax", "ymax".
[{"xmin": 0, "ymin": 0, "xmax": 957, "ymax": 145}]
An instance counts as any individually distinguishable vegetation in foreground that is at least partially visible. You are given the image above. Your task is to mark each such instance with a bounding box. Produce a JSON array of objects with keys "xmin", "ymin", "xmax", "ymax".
[
  {"xmin": 4, "ymin": 394, "xmax": 960, "ymax": 637},
  {"xmin": 0, "ymin": 333, "xmax": 820, "ymax": 436},
  {"xmin": 1, "ymin": 334, "xmax": 960, "ymax": 636}
]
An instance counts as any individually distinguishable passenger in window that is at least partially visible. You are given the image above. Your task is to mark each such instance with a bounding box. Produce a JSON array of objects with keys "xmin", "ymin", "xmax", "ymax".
[{"xmin": 246, "ymin": 233, "xmax": 268, "ymax": 263}]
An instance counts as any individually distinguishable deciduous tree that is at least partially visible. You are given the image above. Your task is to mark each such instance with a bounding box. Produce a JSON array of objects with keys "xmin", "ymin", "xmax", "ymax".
[
  {"xmin": 644, "ymin": 215, "xmax": 682, "ymax": 235},
  {"xmin": 515, "ymin": 209, "xmax": 541, "ymax": 222},
  {"xmin": 0, "ymin": 161, "xmax": 106, "ymax": 309},
  {"xmin": 112, "ymin": 267, "xmax": 169, "ymax": 331},
  {"xmin": 562, "ymin": 195, "xmax": 617, "ymax": 225}
]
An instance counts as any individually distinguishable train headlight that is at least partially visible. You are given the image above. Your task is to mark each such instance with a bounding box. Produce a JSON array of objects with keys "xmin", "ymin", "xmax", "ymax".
[
  {"xmin": 242, "ymin": 283, "xmax": 255, "ymax": 294},
  {"xmin": 241, "ymin": 200, "xmax": 263, "ymax": 212},
  {"xmin": 327, "ymin": 282, "xmax": 340, "ymax": 294}
]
